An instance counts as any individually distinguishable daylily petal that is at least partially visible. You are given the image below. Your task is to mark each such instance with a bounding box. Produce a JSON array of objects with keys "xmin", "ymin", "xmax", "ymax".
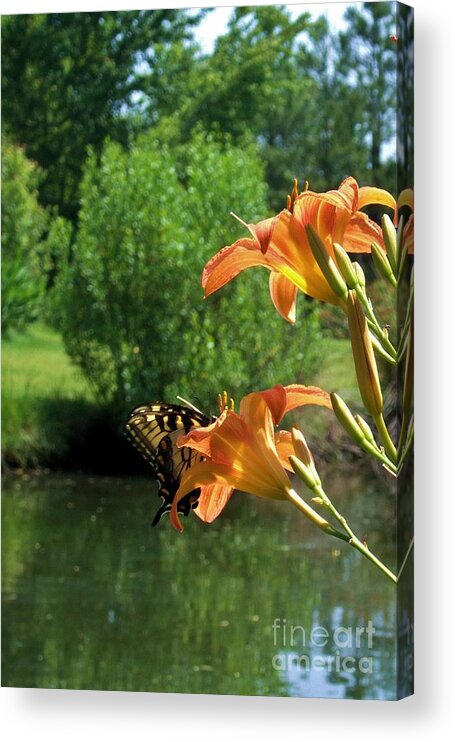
[
  {"xmin": 172, "ymin": 441, "xmax": 291, "ymax": 531},
  {"xmin": 238, "ymin": 393, "xmax": 276, "ymax": 447},
  {"xmin": 271, "ymin": 210, "xmax": 343, "ymax": 306},
  {"xmin": 302, "ymin": 177, "xmax": 358, "ymax": 212},
  {"xmin": 171, "ymin": 461, "xmax": 234, "ymax": 531},
  {"xmin": 257, "ymin": 384, "xmax": 287, "ymax": 426},
  {"xmin": 358, "ymin": 186, "xmax": 396, "ymax": 212},
  {"xmin": 194, "ymin": 483, "xmax": 234, "ymax": 523},
  {"xmin": 202, "ymin": 238, "xmax": 270, "ymax": 297},
  {"xmin": 397, "ymin": 188, "xmax": 414, "ymax": 211},
  {"xmin": 283, "ymin": 384, "xmax": 332, "ymax": 416},
  {"xmin": 177, "ymin": 410, "xmax": 228, "ymax": 458},
  {"xmin": 247, "ymin": 214, "xmax": 280, "ymax": 254},
  {"xmin": 332, "ymin": 176, "xmax": 359, "ymax": 211},
  {"xmin": 341, "ymin": 213, "xmax": 384, "ymax": 253},
  {"xmin": 274, "ymin": 430, "xmax": 294, "ymax": 471},
  {"xmin": 269, "ymin": 271, "xmax": 298, "ymax": 323}
]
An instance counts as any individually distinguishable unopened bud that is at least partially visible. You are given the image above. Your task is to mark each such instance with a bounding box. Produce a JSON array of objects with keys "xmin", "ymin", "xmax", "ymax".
[
  {"xmin": 305, "ymin": 225, "xmax": 348, "ymax": 300},
  {"xmin": 352, "ymin": 262, "xmax": 366, "ymax": 287},
  {"xmin": 291, "ymin": 427, "xmax": 320, "ymax": 486},
  {"xmin": 330, "ymin": 393, "xmax": 366, "ymax": 446},
  {"xmin": 333, "ymin": 243, "xmax": 358, "ymax": 288},
  {"xmin": 354, "ymin": 415, "xmax": 377, "ymax": 447},
  {"xmin": 381, "ymin": 214, "xmax": 398, "ymax": 273},
  {"xmin": 346, "ymin": 291, "xmax": 383, "ymax": 416},
  {"xmin": 289, "ymin": 455, "xmax": 318, "ymax": 492},
  {"xmin": 291, "ymin": 426, "xmax": 313, "ymax": 467},
  {"xmin": 371, "ymin": 241, "xmax": 397, "ymax": 287}
]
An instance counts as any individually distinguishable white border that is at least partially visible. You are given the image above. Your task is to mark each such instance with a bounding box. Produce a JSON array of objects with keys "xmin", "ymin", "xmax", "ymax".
[{"xmin": 2, "ymin": 0, "xmax": 455, "ymax": 739}]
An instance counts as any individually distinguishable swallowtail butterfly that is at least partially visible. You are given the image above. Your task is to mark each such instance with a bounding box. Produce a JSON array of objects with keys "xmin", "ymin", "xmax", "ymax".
[{"xmin": 125, "ymin": 401, "xmax": 213, "ymax": 526}]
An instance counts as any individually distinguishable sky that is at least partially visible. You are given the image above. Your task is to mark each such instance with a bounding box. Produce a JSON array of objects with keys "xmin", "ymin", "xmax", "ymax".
[{"xmin": 194, "ymin": 2, "xmax": 351, "ymax": 52}]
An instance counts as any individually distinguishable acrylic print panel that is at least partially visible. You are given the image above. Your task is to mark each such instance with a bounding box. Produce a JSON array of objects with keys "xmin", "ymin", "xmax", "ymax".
[{"xmin": 1, "ymin": 2, "xmax": 413, "ymax": 699}]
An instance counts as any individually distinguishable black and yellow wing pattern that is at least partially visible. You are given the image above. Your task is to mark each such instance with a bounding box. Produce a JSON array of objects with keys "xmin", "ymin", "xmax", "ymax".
[{"xmin": 125, "ymin": 403, "xmax": 211, "ymax": 526}]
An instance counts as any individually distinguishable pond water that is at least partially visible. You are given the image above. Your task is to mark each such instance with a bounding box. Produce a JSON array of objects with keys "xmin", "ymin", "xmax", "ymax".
[{"xmin": 2, "ymin": 469, "xmax": 398, "ymax": 698}]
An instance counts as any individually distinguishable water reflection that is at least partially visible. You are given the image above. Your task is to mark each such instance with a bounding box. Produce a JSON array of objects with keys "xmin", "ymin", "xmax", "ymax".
[{"xmin": 2, "ymin": 469, "xmax": 397, "ymax": 697}]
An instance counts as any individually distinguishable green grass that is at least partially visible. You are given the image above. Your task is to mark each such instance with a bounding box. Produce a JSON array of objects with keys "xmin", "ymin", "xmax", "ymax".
[
  {"xmin": 315, "ymin": 336, "xmax": 362, "ymax": 407},
  {"xmin": 289, "ymin": 335, "xmax": 362, "ymax": 446},
  {"xmin": 2, "ymin": 323, "xmax": 91, "ymax": 401},
  {"xmin": 2, "ymin": 323, "xmax": 93, "ymax": 466}
]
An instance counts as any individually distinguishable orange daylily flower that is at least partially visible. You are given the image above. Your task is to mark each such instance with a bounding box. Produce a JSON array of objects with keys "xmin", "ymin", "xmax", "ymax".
[
  {"xmin": 171, "ymin": 384, "xmax": 331, "ymax": 532},
  {"xmin": 202, "ymin": 177, "xmax": 396, "ymax": 323}
]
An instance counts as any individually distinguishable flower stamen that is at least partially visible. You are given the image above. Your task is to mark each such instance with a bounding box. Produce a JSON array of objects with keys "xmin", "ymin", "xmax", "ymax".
[{"xmin": 218, "ymin": 390, "xmax": 235, "ymax": 414}]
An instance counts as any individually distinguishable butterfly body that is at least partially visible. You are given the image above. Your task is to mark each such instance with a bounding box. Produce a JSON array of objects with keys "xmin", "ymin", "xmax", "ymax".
[{"xmin": 125, "ymin": 403, "xmax": 213, "ymax": 526}]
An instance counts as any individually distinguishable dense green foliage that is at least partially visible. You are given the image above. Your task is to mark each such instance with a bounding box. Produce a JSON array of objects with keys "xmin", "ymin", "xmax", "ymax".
[
  {"xmin": 140, "ymin": 4, "xmax": 398, "ymax": 209},
  {"xmin": 53, "ymin": 132, "xmax": 322, "ymax": 406},
  {"xmin": 1, "ymin": 9, "xmax": 202, "ymax": 221},
  {"xmin": 2, "ymin": 4, "xmax": 397, "ymax": 220},
  {"xmin": 1, "ymin": 141, "xmax": 71, "ymax": 335}
]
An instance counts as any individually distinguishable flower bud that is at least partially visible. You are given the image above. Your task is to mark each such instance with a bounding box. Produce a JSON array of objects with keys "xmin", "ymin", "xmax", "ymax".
[
  {"xmin": 346, "ymin": 291, "xmax": 383, "ymax": 416},
  {"xmin": 330, "ymin": 393, "xmax": 366, "ymax": 446},
  {"xmin": 291, "ymin": 426, "xmax": 313, "ymax": 467},
  {"xmin": 291, "ymin": 427, "xmax": 320, "ymax": 486},
  {"xmin": 381, "ymin": 214, "xmax": 397, "ymax": 273},
  {"xmin": 305, "ymin": 225, "xmax": 348, "ymax": 300},
  {"xmin": 352, "ymin": 261, "xmax": 366, "ymax": 287},
  {"xmin": 354, "ymin": 415, "xmax": 377, "ymax": 447},
  {"xmin": 371, "ymin": 241, "xmax": 397, "ymax": 287},
  {"xmin": 289, "ymin": 455, "xmax": 319, "ymax": 492},
  {"xmin": 333, "ymin": 243, "xmax": 358, "ymax": 288}
]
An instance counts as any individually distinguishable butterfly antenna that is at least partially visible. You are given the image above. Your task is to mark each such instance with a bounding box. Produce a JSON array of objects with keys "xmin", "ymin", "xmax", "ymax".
[{"xmin": 176, "ymin": 396, "xmax": 205, "ymax": 416}]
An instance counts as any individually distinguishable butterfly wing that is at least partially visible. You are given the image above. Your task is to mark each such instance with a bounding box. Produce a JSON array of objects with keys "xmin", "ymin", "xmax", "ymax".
[{"xmin": 125, "ymin": 403, "xmax": 210, "ymax": 526}]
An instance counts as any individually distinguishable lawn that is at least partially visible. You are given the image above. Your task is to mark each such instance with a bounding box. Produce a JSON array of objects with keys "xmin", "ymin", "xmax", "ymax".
[{"xmin": 2, "ymin": 323, "xmax": 93, "ymax": 466}]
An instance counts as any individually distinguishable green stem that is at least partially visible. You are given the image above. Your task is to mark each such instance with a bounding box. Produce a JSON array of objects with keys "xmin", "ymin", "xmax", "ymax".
[
  {"xmin": 369, "ymin": 330, "xmax": 397, "ymax": 364},
  {"xmin": 285, "ymin": 488, "xmax": 349, "ymax": 542},
  {"xmin": 349, "ymin": 535, "xmax": 397, "ymax": 583},
  {"xmin": 373, "ymin": 413, "xmax": 397, "ymax": 464},
  {"xmin": 357, "ymin": 288, "xmax": 397, "ymax": 361},
  {"xmin": 316, "ymin": 487, "xmax": 397, "ymax": 583},
  {"xmin": 287, "ymin": 487, "xmax": 397, "ymax": 583},
  {"xmin": 363, "ymin": 442, "xmax": 397, "ymax": 473}
]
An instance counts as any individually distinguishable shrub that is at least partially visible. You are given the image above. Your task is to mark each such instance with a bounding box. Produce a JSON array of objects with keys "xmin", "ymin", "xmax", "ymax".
[
  {"xmin": 54, "ymin": 131, "xmax": 324, "ymax": 409},
  {"xmin": 1, "ymin": 140, "xmax": 72, "ymax": 336},
  {"xmin": 1, "ymin": 141, "xmax": 48, "ymax": 334}
]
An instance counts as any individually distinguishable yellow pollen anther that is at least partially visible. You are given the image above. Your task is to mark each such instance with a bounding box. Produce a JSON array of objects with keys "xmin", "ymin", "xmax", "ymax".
[
  {"xmin": 218, "ymin": 391, "xmax": 235, "ymax": 414},
  {"xmin": 286, "ymin": 178, "xmax": 299, "ymax": 212}
]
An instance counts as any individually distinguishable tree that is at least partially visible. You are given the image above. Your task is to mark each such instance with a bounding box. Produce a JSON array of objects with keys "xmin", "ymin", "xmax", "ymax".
[
  {"xmin": 337, "ymin": 2, "xmax": 397, "ymax": 188},
  {"xmin": 1, "ymin": 9, "xmax": 202, "ymax": 221}
]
